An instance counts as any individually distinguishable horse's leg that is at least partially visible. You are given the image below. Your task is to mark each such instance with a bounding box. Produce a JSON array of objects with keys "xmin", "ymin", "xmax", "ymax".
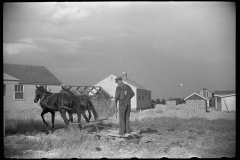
[
  {"xmin": 50, "ymin": 110, "xmax": 55, "ymax": 131},
  {"xmin": 82, "ymin": 105, "xmax": 90, "ymax": 123},
  {"xmin": 87, "ymin": 105, "xmax": 92, "ymax": 121},
  {"xmin": 41, "ymin": 108, "xmax": 49, "ymax": 127},
  {"xmin": 59, "ymin": 108, "xmax": 69, "ymax": 127},
  {"xmin": 68, "ymin": 111, "xmax": 73, "ymax": 123},
  {"xmin": 88, "ymin": 100, "xmax": 98, "ymax": 120},
  {"xmin": 76, "ymin": 105, "xmax": 83, "ymax": 129}
]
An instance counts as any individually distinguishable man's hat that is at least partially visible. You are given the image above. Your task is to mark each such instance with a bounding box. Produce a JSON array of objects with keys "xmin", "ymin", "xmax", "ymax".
[{"xmin": 115, "ymin": 77, "xmax": 122, "ymax": 83}]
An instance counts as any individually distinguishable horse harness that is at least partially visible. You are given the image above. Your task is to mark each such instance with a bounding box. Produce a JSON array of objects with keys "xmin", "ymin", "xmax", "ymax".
[{"xmin": 37, "ymin": 91, "xmax": 74, "ymax": 111}]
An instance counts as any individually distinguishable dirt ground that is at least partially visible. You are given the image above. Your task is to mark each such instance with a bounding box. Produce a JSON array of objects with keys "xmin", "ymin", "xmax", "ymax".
[{"xmin": 4, "ymin": 104, "xmax": 236, "ymax": 158}]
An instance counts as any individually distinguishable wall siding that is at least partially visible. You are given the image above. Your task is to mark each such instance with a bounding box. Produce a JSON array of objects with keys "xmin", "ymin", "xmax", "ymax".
[
  {"xmin": 185, "ymin": 99, "xmax": 206, "ymax": 111},
  {"xmin": 199, "ymin": 90, "xmax": 213, "ymax": 98},
  {"xmin": 136, "ymin": 89, "xmax": 151, "ymax": 110},
  {"xmin": 221, "ymin": 96, "xmax": 235, "ymax": 112},
  {"xmin": 4, "ymin": 84, "xmax": 61, "ymax": 111}
]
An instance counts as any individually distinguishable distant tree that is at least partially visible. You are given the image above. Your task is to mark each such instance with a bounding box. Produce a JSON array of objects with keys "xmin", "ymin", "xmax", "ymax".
[
  {"xmin": 151, "ymin": 99, "xmax": 156, "ymax": 104},
  {"xmin": 161, "ymin": 98, "xmax": 166, "ymax": 105},
  {"xmin": 155, "ymin": 98, "xmax": 161, "ymax": 104},
  {"xmin": 175, "ymin": 98, "xmax": 186, "ymax": 105}
]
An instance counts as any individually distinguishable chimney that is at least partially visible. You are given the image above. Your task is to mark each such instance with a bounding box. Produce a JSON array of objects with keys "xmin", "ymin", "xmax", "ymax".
[{"xmin": 122, "ymin": 72, "xmax": 127, "ymax": 79}]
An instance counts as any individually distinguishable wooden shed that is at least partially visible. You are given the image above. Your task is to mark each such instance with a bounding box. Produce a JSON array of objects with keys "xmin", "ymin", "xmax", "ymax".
[
  {"xmin": 184, "ymin": 93, "xmax": 208, "ymax": 112},
  {"xmin": 94, "ymin": 72, "xmax": 151, "ymax": 111},
  {"xmin": 4, "ymin": 63, "xmax": 62, "ymax": 111},
  {"xmin": 214, "ymin": 91, "xmax": 236, "ymax": 112}
]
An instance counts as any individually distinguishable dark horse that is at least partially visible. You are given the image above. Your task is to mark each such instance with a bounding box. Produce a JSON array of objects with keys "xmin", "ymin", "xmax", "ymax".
[
  {"xmin": 60, "ymin": 86, "xmax": 99, "ymax": 121},
  {"xmin": 34, "ymin": 86, "xmax": 89, "ymax": 130}
]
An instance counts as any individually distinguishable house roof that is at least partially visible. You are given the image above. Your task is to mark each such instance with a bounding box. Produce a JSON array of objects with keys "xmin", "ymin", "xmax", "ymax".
[
  {"xmin": 113, "ymin": 74, "xmax": 149, "ymax": 90},
  {"xmin": 184, "ymin": 92, "xmax": 208, "ymax": 101},
  {"xmin": 4, "ymin": 63, "xmax": 62, "ymax": 85},
  {"xmin": 4, "ymin": 73, "xmax": 19, "ymax": 85},
  {"xmin": 197, "ymin": 88, "xmax": 213, "ymax": 93},
  {"xmin": 215, "ymin": 93, "xmax": 236, "ymax": 98},
  {"xmin": 214, "ymin": 91, "xmax": 235, "ymax": 96},
  {"xmin": 4, "ymin": 73, "xmax": 19, "ymax": 81}
]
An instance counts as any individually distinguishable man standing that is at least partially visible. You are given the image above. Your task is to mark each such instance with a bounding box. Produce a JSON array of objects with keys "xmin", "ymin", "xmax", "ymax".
[{"xmin": 115, "ymin": 76, "xmax": 135, "ymax": 136}]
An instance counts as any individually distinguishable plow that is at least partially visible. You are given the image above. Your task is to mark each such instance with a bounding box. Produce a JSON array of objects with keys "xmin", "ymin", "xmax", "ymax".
[{"xmin": 63, "ymin": 85, "xmax": 141, "ymax": 141}]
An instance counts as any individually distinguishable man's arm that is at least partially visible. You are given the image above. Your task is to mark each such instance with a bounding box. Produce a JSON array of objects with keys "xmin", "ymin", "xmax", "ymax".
[
  {"xmin": 115, "ymin": 87, "xmax": 121, "ymax": 113},
  {"xmin": 115, "ymin": 86, "xmax": 121, "ymax": 103},
  {"xmin": 130, "ymin": 87, "xmax": 135, "ymax": 99}
]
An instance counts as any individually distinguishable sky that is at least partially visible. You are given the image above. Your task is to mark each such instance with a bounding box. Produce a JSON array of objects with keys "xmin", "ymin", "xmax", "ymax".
[{"xmin": 3, "ymin": 2, "xmax": 235, "ymax": 99}]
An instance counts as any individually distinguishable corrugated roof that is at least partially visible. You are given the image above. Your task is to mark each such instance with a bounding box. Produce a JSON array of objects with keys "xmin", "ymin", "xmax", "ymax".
[
  {"xmin": 4, "ymin": 63, "xmax": 62, "ymax": 85},
  {"xmin": 214, "ymin": 91, "xmax": 235, "ymax": 96},
  {"xmin": 113, "ymin": 74, "xmax": 149, "ymax": 90}
]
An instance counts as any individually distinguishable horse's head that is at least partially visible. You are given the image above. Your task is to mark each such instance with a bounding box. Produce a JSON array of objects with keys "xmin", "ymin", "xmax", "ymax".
[{"xmin": 34, "ymin": 85, "xmax": 47, "ymax": 103}]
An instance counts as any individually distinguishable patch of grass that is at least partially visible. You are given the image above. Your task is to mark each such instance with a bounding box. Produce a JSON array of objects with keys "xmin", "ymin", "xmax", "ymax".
[
  {"xmin": 4, "ymin": 127, "xmax": 100, "ymax": 158},
  {"xmin": 5, "ymin": 118, "xmax": 65, "ymax": 135},
  {"xmin": 130, "ymin": 117, "xmax": 235, "ymax": 135},
  {"xmin": 156, "ymin": 109, "xmax": 163, "ymax": 114}
]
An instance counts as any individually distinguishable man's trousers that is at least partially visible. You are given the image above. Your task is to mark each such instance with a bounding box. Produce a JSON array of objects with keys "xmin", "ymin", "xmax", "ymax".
[{"xmin": 118, "ymin": 100, "xmax": 131, "ymax": 135}]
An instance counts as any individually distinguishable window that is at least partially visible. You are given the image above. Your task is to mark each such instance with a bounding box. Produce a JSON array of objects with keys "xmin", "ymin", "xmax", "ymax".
[
  {"xmin": 14, "ymin": 85, "xmax": 25, "ymax": 100},
  {"xmin": 142, "ymin": 91, "xmax": 144, "ymax": 100},
  {"xmin": 145, "ymin": 91, "xmax": 147, "ymax": 97},
  {"xmin": 206, "ymin": 92, "xmax": 208, "ymax": 97}
]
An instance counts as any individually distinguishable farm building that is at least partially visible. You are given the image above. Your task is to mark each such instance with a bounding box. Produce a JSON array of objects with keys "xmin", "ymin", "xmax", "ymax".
[
  {"xmin": 166, "ymin": 98, "xmax": 176, "ymax": 106},
  {"xmin": 197, "ymin": 88, "xmax": 213, "ymax": 98},
  {"xmin": 214, "ymin": 91, "xmax": 236, "ymax": 112},
  {"xmin": 94, "ymin": 72, "xmax": 151, "ymax": 111},
  {"xmin": 184, "ymin": 92, "xmax": 208, "ymax": 112},
  {"xmin": 3, "ymin": 63, "xmax": 62, "ymax": 111}
]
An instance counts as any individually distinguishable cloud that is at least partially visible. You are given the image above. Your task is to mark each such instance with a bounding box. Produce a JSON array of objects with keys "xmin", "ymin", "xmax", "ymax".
[
  {"xmin": 51, "ymin": 7, "xmax": 91, "ymax": 23},
  {"xmin": 75, "ymin": 32, "xmax": 130, "ymax": 41},
  {"xmin": 19, "ymin": 38, "xmax": 34, "ymax": 43},
  {"xmin": 3, "ymin": 42, "xmax": 38, "ymax": 55}
]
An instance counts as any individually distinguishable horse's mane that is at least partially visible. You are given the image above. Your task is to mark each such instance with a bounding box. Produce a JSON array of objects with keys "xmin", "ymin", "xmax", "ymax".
[{"xmin": 38, "ymin": 86, "xmax": 51, "ymax": 94}]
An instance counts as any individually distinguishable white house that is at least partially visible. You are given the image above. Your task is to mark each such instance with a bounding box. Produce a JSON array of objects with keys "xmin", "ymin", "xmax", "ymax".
[
  {"xmin": 4, "ymin": 63, "xmax": 62, "ymax": 111},
  {"xmin": 94, "ymin": 72, "xmax": 151, "ymax": 111},
  {"xmin": 214, "ymin": 91, "xmax": 236, "ymax": 112}
]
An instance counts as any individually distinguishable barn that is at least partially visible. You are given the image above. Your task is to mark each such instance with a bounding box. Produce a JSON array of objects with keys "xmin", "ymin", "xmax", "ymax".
[
  {"xmin": 166, "ymin": 98, "xmax": 176, "ymax": 106},
  {"xmin": 214, "ymin": 91, "xmax": 236, "ymax": 112},
  {"xmin": 94, "ymin": 72, "xmax": 151, "ymax": 111},
  {"xmin": 4, "ymin": 63, "xmax": 62, "ymax": 111},
  {"xmin": 184, "ymin": 92, "xmax": 208, "ymax": 112}
]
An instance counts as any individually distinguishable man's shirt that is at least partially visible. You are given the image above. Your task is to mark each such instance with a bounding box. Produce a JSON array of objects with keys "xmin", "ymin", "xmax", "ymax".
[{"xmin": 115, "ymin": 83, "xmax": 135, "ymax": 103}]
